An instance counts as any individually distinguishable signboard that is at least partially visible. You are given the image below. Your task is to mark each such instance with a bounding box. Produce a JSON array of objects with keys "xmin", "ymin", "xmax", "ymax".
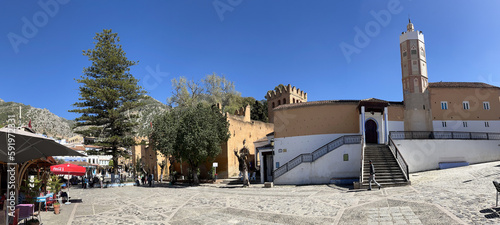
[{"xmin": 213, "ymin": 162, "xmax": 218, "ymax": 168}]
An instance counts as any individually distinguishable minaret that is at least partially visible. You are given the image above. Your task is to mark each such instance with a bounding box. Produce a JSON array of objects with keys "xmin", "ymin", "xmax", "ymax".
[{"xmin": 400, "ymin": 20, "xmax": 433, "ymax": 131}]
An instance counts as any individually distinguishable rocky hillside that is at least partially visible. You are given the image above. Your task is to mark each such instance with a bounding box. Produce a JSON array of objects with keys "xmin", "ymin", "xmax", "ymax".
[
  {"xmin": 132, "ymin": 96, "xmax": 170, "ymax": 137},
  {"xmin": 0, "ymin": 97, "xmax": 169, "ymax": 139},
  {"xmin": 0, "ymin": 98, "xmax": 76, "ymax": 138}
]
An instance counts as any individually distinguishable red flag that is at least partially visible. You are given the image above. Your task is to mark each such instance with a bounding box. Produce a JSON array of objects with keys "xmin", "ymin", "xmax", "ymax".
[{"xmin": 28, "ymin": 120, "xmax": 32, "ymax": 128}]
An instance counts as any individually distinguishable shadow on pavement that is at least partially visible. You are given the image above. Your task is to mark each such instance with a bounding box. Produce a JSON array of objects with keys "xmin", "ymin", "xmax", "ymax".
[{"xmin": 480, "ymin": 207, "xmax": 500, "ymax": 219}]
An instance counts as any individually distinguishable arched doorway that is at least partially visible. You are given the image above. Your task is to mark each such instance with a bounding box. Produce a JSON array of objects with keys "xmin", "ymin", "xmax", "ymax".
[{"xmin": 365, "ymin": 119, "xmax": 378, "ymax": 144}]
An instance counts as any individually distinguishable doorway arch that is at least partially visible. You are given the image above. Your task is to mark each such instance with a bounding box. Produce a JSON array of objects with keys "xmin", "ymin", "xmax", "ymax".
[{"xmin": 365, "ymin": 119, "xmax": 378, "ymax": 144}]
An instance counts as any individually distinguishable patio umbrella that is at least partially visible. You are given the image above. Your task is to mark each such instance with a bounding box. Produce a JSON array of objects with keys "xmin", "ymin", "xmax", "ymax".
[
  {"xmin": 50, "ymin": 163, "xmax": 87, "ymax": 204},
  {"xmin": 50, "ymin": 163, "xmax": 86, "ymax": 176},
  {"xmin": 0, "ymin": 127, "xmax": 84, "ymax": 163}
]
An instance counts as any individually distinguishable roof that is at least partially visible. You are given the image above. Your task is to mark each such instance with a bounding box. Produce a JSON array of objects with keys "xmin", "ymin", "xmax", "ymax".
[
  {"xmin": 429, "ymin": 82, "xmax": 500, "ymax": 89},
  {"xmin": 70, "ymin": 146, "xmax": 85, "ymax": 151},
  {"xmin": 274, "ymin": 99, "xmax": 404, "ymax": 111}
]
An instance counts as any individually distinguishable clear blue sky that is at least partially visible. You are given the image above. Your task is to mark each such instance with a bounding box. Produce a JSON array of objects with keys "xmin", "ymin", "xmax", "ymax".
[{"xmin": 1, "ymin": 0, "xmax": 499, "ymax": 120}]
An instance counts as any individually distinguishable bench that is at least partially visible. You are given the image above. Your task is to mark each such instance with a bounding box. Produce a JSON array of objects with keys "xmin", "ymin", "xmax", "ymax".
[{"xmin": 493, "ymin": 181, "xmax": 500, "ymax": 207}]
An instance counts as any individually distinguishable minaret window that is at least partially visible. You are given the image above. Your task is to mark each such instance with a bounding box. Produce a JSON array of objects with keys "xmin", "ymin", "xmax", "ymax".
[
  {"xmin": 411, "ymin": 50, "xmax": 417, "ymax": 55},
  {"xmin": 462, "ymin": 101, "xmax": 470, "ymax": 110},
  {"xmin": 483, "ymin": 102, "xmax": 490, "ymax": 110},
  {"xmin": 441, "ymin": 101, "xmax": 448, "ymax": 110}
]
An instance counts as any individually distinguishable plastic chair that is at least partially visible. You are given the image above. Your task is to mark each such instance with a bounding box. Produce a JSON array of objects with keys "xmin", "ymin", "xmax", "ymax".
[{"xmin": 45, "ymin": 195, "xmax": 57, "ymax": 212}]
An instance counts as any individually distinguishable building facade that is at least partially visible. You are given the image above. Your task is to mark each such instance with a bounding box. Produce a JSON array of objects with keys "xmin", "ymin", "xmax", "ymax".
[{"xmin": 267, "ymin": 21, "xmax": 500, "ymax": 184}]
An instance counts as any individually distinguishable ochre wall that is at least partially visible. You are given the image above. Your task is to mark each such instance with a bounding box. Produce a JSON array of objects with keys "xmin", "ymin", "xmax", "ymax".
[
  {"xmin": 388, "ymin": 105, "xmax": 404, "ymax": 121},
  {"xmin": 430, "ymin": 87, "xmax": 500, "ymax": 120},
  {"xmin": 273, "ymin": 103, "xmax": 360, "ymax": 138},
  {"xmin": 215, "ymin": 114, "xmax": 274, "ymax": 178}
]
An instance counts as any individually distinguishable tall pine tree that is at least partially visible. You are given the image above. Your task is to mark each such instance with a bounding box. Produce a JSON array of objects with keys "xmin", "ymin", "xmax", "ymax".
[{"xmin": 70, "ymin": 29, "xmax": 146, "ymax": 173}]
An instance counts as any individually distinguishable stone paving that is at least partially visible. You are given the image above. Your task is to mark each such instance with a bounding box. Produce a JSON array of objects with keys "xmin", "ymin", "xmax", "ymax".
[{"xmin": 34, "ymin": 161, "xmax": 500, "ymax": 224}]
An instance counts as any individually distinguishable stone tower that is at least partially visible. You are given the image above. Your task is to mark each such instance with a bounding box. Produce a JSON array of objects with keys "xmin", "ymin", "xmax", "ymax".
[
  {"xmin": 265, "ymin": 84, "xmax": 307, "ymax": 123},
  {"xmin": 400, "ymin": 20, "xmax": 433, "ymax": 131}
]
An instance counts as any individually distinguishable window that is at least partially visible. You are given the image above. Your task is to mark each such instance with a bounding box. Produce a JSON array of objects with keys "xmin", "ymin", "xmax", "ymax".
[
  {"xmin": 442, "ymin": 122, "xmax": 447, "ymax": 127},
  {"xmin": 463, "ymin": 101, "xmax": 470, "ymax": 110},
  {"xmin": 463, "ymin": 122, "xmax": 468, "ymax": 127},
  {"xmin": 441, "ymin": 101, "xmax": 448, "ymax": 110},
  {"xmin": 343, "ymin": 154, "xmax": 349, "ymax": 161},
  {"xmin": 293, "ymin": 98, "xmax": 295, "ymax": 103},
  {"xmin": 283, "ymin": 98, "xmax": 286, "ymax": 104},
  {"xmin": 272, "ymin": 102, "xmax": 275, "ymax": 108},
  {"xmin": 411, "ymin": 50, "xmax": 417, "ymax": 55},
  {"xmin": 485, "ymin": 122, "xmax": 490, "ymax": 127},
  {"xmin": 483, "ymin": 102, "xmax": 490, "ymax": 110},
  {"xmin": 403, "ymin": 51, "xmax": 407, "ymax": 57},
  {"xmin": 278, "ymin": 100, "xmax": 281, "ymax": 105},
  {"xmin": 275, "ymin": 162, "xmax": 280, "ymax": 168}
]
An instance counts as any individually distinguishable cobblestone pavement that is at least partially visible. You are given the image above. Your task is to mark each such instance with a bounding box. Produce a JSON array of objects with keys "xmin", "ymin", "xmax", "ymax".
[{"xmin": 37, "ymin": 161, "xmax": 500, "ymax": 224}]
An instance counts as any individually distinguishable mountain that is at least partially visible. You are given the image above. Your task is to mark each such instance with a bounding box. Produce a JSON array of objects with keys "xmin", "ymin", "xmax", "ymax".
[
  {"xmin": 0, "ymin": 96, "xmax": 169, "ymax": 139},
  {"xmin": 0, "ymin": 99, "xmax": 76, "ymax": 138},
  {"xmin": 131, "ymin": 96, "xmax": 170, "ymax": 137}
]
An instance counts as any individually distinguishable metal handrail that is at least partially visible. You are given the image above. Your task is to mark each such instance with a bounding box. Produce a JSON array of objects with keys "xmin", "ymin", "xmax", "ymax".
[
  {"xmin": 273, "ymin": 135, "xmax": 362, "ymax": 180},
  {"xmin": 390, "ymin": 131, "xmax": 500, "ymax": 140},
  {"xmin": 388, "ymin": 136, "xmax": 410, "ymax": 181}
]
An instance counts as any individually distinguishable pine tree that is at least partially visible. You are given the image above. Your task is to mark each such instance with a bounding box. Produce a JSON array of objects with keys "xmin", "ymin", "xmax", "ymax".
[{"xmin": 70, "ymin": 29, "xmax": 147, "ymax": 173}]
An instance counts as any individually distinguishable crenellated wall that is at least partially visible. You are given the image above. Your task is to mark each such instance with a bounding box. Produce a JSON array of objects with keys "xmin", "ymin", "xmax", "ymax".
[{"xmin": 265, "ymin": 84, "xmax": 308, "ymax": 123}]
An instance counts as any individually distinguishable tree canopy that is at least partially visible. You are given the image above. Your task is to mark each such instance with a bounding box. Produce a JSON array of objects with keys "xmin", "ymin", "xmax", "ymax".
[
  {"xmin": 69, "ymin": 29, "xmax": 147, "ymax": 173},
  {"xmin": 167, "ymin": 73, "xmax": 268, "ymax": 122},
  {"xmin": 151, "ymin": 103, "xmax": 230, "ymax": 184}
]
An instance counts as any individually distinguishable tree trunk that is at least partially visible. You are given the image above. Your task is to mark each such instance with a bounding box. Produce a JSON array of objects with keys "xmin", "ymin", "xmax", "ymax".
[{"xmin": 243, "ymin": 168, "xmax": 250, "ymax": 187}]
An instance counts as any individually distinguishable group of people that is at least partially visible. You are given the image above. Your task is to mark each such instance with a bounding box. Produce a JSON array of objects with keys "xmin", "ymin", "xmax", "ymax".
[
  {"xmin": 135, "ymin": 173, "xmax": 155, "ymax": 187},
  {"xmin": 80, "ymin": 175, "xmax": 104, "ymax": 189}
]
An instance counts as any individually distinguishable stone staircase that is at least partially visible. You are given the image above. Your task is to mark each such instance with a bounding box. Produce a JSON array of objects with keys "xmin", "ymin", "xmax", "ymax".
[{"xmin": 361, "ymin": 144, "xmax": 409, "ymax": 188}]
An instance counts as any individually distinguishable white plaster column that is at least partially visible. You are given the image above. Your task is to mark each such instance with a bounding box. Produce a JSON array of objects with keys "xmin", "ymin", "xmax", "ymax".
[
  {"xmin": 259, "ymin": 151, "xmax": 264, "ymax": 184},
  {"xmin": 361, "ymin": 106, "xmax": 366, "ymax": 144},
  {"xmin": 384, "ymin": 107, "xmax": 389, "ymax": 144}
]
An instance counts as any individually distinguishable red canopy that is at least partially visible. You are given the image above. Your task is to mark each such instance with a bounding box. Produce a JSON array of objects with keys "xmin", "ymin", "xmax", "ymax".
[{"xmin": 50, "ymin": 163, "xmax": 86, "ymax": 176}]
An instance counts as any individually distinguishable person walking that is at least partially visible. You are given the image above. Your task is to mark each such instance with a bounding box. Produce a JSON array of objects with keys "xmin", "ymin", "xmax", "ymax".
[
  {"xmin": 148, "ymin": 173, "xmax": 153, "ymax": 187},
  {"xmin": 368, "ymin": 160, "xmax": 381, "ymax": 190}
]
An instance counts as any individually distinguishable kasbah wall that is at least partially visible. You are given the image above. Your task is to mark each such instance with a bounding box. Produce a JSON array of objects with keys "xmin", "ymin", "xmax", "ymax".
[
  {"xmin": 134, "ymin": 105, "xmax": 274, "ymax": 180},
  {"xmin": 212, "ymin": 105, "xmax": 274, "ymax": 179}
]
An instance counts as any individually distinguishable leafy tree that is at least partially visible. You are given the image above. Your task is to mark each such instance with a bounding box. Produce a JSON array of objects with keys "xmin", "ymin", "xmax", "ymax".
[
  {"xmin": 70, "ymin": 29, "xmax": 147, "ymax": 173},
  {"xmin": 151, "ymin": 103, "xmax": 230, "ymax": 185},
  {"xmin": 251, "ymin": 100, "xmax": 268, "ymax": 122}
]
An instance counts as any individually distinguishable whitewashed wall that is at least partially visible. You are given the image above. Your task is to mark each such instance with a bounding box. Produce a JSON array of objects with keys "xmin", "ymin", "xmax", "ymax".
[
  {"xmin": 432, "ymin": 120, "xmax": 500, "ymax": 133},
  {"xmin": 388, "ymin": 121, "xmax": 404, "ymax": 132},
  {"xmin": 394, "ymin": 139, "xmax": 500, "ymax": 172},
  {"xmin": 274, "ymin": 144, "xmax": 362, "ymax": 185},
  {"xmin": 273, "ymin": 133, "xmax": 358, "ymax": 170}
]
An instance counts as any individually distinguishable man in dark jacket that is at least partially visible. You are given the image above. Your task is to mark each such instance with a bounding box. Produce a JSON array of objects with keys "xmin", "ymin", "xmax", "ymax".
[{"xmin": 368, "ymin": 160, "xmax": 381, "ymax": 190}]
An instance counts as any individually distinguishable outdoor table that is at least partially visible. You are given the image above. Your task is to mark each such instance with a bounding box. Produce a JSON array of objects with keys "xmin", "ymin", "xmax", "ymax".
[{"xmin": 15, "ymin": 204, "xmax": 34, "ymax": 223}]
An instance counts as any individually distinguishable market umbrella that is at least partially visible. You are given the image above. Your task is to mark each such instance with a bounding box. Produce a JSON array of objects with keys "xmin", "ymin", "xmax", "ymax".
[
  {"xmin": 50, "ymin": 163, "xmax": 87, "ymax": 204},
  {"xmin": 0, "ymin": 127, "xmax": 84, "ymax": 163},
  {"xmin": 50, "ymin": 163, "xmax": 86, "ymax": 176}
]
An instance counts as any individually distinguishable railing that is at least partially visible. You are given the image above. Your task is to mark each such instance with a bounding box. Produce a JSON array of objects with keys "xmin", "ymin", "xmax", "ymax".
[
  {"xmin": 390, "ymin": 131, "xmax": 500, "ymax": 140},
  {"xmin": 388, "ymin": 136, "xmax": 410, "ymax": 181},
  {"xmin": 273, "ymin": 135, "xmax": 362, "ymax": 180}
]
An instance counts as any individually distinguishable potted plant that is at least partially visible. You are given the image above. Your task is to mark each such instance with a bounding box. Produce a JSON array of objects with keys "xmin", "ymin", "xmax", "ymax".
[
  {"xmin": 26, "ymin": 218, "xmax": 40, "ymax": 225},
  {"xmin": 48, "ymin": 175, "xmax": 63, "ymax": 214},
  {"xmin": 53, "ymin": 201, "xmax": 61, "ymax": 214}
]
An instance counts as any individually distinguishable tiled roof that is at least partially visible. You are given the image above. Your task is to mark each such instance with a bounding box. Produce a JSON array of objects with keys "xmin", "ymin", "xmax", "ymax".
[{"xmin": 429, "ymin": 82, "xmax": 499, "ymax": 89}]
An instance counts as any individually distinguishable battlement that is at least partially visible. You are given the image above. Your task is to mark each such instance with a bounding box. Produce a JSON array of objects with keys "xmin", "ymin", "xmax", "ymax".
[
  {"xmin": 234, "ymin": 104, "xmax": 251, "ymax": 122},
  {"xmin": 265, "ymin": 84, "xmax": 307, "ymax": 100}
]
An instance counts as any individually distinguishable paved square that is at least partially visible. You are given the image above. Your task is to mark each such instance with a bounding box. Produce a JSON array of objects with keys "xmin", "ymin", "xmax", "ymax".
[{"xmin": 36, "ymin": 161, "xmax": 500, "ymax": 224}]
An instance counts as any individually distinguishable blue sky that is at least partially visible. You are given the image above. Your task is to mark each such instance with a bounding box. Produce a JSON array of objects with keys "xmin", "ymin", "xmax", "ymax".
[{"xmin": 1, "ymin": 0, "xmax": 499, "ymax": 120}]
